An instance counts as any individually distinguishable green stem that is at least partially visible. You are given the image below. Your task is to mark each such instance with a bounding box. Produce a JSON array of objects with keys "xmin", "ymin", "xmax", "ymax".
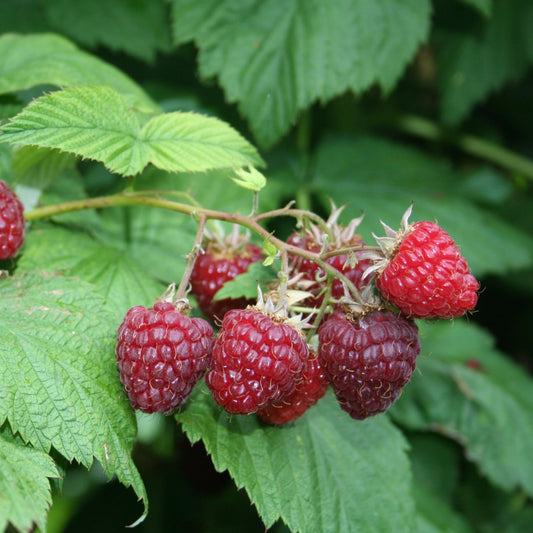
[{"xmin": 395, "ymin": 114, "xmax": 533, "ymax": 181}]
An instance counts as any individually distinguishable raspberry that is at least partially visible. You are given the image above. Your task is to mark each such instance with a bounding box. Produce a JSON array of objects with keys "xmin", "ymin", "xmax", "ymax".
[
  {"xmin": 205, "ymin": 308, "xmax": 309, "ymax": 414},
  {"xmin": 116, "ymin": 301, "xmax": 213, "ymax": 414},
  {"xmin": 288, "ymin": 208, "xmax": 370, "ymax": 306},
  {"xmin": 0, "ymin": 180, "xmax": 25, "ymax": 260},
  {"xmin": 256, "ymin": 351, "xmax": 328, "ymax": 425},
  {"xmin": 190, "ymin": 233, "xmax": 263, "ymax": 322},
  {"xmin": 375, "ymin": 221, "xmax": 479, "ymax": 319},
  {"xmin": 318, "ymin": 310, "xmax": 420, "ymax": 420}
]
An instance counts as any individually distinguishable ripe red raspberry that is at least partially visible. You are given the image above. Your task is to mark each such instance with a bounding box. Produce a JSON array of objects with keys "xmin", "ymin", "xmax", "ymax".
[
  {"xmin": 256, "ymin": 351, "xmax": 328, "ymax": 425},
  {"xmin": 375, "ymin": 220, "xmax": 479, "ymax": 319},
  {"xmin": 318, "ymin": 310, "xmax": 420, "ymax": 420},
  {"xmin": 116, "ymin": 301, "xmax": 213, "ymax": 414},
  {"xmin": 205, "ymin": 308, "xmax": 309, "ymax": 414},
  {"xmin": 288, "ymin": 208, "xmax": 370, "ymax": 306},
  {"xmin": 0, "ymin": 180, "xmax": 25, "ymax": 259},
  {"xmin": 190, "ymin": 232, "xmax": 263, "ymax": 322}
]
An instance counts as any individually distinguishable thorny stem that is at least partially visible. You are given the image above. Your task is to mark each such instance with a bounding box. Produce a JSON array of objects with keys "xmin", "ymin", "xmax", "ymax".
[
  {"xmin": 24, "ymin": 191, "xmax": 367, "ymax": 304},
  {"xmin": 174, "ymin": 215, "xmax": 207, "ymax": 301}
]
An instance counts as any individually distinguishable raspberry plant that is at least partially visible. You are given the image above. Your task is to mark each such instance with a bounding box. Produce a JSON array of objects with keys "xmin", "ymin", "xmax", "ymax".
[{"xmin": 2, "ymin": 2, "xmax": 533, "ymax": 533}]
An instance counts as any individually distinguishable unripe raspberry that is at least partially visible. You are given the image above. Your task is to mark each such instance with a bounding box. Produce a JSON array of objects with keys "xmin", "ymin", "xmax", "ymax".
[
  {"xmin": 0, "ymin": 180, "xmax": 25, "ymax": 259},
  {"xmin": 116, "ymin": 301, "xmax": 213, "ymax": 414},
  {"xmin": 206, "ymin": 308, "xmax": 309, "ymax": 414},
  {"xmin": 318, "ymin": 310, "xmax": 420, "ymax": 420}
]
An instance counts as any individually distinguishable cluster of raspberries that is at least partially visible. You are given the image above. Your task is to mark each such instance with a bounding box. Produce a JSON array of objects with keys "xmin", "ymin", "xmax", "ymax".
[
  {"xmin": 0, "ymin": 180, "xmax": 480, "ymax": 423},
  {"xmin": 116, "ymin": 210, "xmax": 479, "ymax": 424}
]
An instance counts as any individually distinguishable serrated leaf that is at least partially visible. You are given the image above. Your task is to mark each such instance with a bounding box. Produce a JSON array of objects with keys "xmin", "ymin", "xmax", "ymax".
[
  {"xmin": 171, "ymin": 0, "xmax": 431, "ymax": 147},
  {"xmin": 0, "ymin": 271, "xmax": 148, "ymax": 523},
  {"xmin": 0, "ymin": 431, "xmax": 60, "ymax": 533},
  {"xmin": 213, "ymin": 261, "xmax": 275, "ymax": 301},
  {"xmin": 308, "ymin": 135, "xmax": 533, "ymax": 276},
  {"xmin": 0, "ymin": 33, "xmax": 158, "ymax": 112},
  {"xmin": 45, "ymin": 0, "xmax": 172, "ymax": 62},
  {"xmin": 0, "ymin": 85, "xmax": 264, "ymax": 176},
  {"xmin": 436, "ymin": 0, "xmax": 533, "ymax": 123},
  {"xmin": 177, "ymin": 387, "xmax": 415, "ymax": 533},
  {"xmin": 18, "ymin": 225, "xmax": 166, "ymax": 318},
  {"xmin": 391, "ymin": 320, "xmax": 533, "ymax": 498}
]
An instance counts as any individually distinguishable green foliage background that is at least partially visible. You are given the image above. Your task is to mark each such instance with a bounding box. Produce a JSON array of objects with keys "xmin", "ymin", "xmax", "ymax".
[{"xmin": 1, "ymin": 0, "xmax": 533, "ymax": 532}]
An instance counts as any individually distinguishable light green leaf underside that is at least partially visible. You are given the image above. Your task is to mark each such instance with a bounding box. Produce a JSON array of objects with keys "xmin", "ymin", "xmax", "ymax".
[
  {"xmin": 0, "ymin": 33, "xmax": 158, "ymax": 112},
  {"xmin": 171, "ymin": 0, "xmax": 431, "ymax": 147},
  {"xmin": 0, "ymin": 431, "xmax": 60, "ymax": 533},
  {"xmin": 177, "ymin": 388, "xmax": 415, "ymax": 533},
  {"xmin": 437, "ymin": 0, "xmax": 533, "ymax": 123},
  {"xmin": 0, "ymin": 271, "xmax": 148, "ymax": 521},
  {"xmin": 308, "ymin": 135, "xmax": 533, "ymax": 277},
  {"xmin": 391, "ymin": 320, "xmax": 533, "ymax": 497},
  {"xmin": 44, "ymin": 0, "xmax": 172, "ymax": 63},
  {"xmin": 0, "ymin": 85, "xmax": 264, "ymax": 176}
]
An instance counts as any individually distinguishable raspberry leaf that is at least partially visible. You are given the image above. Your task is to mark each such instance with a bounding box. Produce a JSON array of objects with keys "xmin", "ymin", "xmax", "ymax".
[
  {"xmin": 18, "ymin": 225, "xmax": 166, "ymax": 318},
  {"xmin": 0, "ymin": 431, "xmax": 60, "ymax": 533},
  {"xmin": 171, "ymin": 0, "xmax": 431, "ymax": 147},
  {"xmin": 177, "ymin": 386, "xmax": 415, "ymax": 533},
  {"xmin": 0, "ymin": 85, "xmax": 264, "ymax": 176},
  {"xmin": 212, "ymin": 261, "xmax": 276, "ymax": 302},
  {"xmin": 0, "ymin": 33, "xmax": 158, "ymax": 112},
  {"xmin": 437, "ymin": 0, "xmax": 533, "ymax": 124},
  {"xmin": 44, "ymin": 0, "xmax": 172, "ymax": 63},
  {"xmin": 0, "ymin": 271, "xmax": 148, "ymax": 524},
  {"xmin": 391, "ymin": 320, "xmax": 533, "ymax": 498}
]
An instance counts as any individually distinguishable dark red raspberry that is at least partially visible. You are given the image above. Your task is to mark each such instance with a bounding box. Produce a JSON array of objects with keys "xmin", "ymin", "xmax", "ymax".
[
  {"xmin": 205, "ymin": 308, "xmax": 309, "ymax": 414},
  {"xmin": 288, "ymin": 210, "xmax": 371, "ymax": 306},
  {"xmin": 190, "ymin": 235, "xmax": 263, "ymax": 322},
  {"xmin": 0, "ymin": 180, "xmax": 25, "ymax": 259},
  {"xmin": 375, "ymin": 221, "xmax": 479, "ymax": 319},
  {"xmin": 318, "ymin": 310, "xmax": 420, "ymax": 420},
  {"xmin": 116, "ymin": 301, "xmax": 213, "ymax": 414},
  {"xmin": 256, "ymin": 351, "xmax": 328, "ymax": 425}
]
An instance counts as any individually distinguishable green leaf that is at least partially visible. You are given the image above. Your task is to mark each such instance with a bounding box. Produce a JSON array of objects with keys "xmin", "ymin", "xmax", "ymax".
[
  {"xmin": 0, "ymin": 430, "xmax": 60, "ymax": 533},
  {"xmin": 18, "ymin": 224, "xmax": 166, "ymax": 318},
  {"xmin": 307, "ymin": 135, "xmax": 533, "ymax": 277},
  {"xmin": 213, "ymin": 261, "xmax": 276, "ymax": 301},
  {"xmin": 436, "ymin": 0, "xmax": 533, "ymax": 124},
  {"xmin": 177, "ymin": 387, "xmax": 415, "ymax": 533},
  {"xmin": 414, "ymin": 482, "xmax": 474, "ymax": 533},
  {"xmin": 457, "ymin": 0, "xmax": 492, "ymax": 16},
  {"xmin": 0, "ymin": 271, "xmax": 148, "ymax": 523},
  {"xmin": 0, "ymin": 85, "xmax": 264, "ymax": 176},
  {"xmin": 0, "ymin": 33, "xmax": 158, "ymax": 112},
  {"xmin": 391, "ymin": 320, "xmax": 533, "ymax": 498},
  {"xmin": 45, "ymin": 0, "xmax": 172, "ymax": 62},
  {"xmin": 11, "ymin": 146, "xmax": 77, "ymax": 189},
  {"xmin": 95, "ymin": 204, "xmax": 198, "ymax": 283},
  {"xmin": 171, "ymin": 0, "xmax": 431, "ymax": 147}
]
